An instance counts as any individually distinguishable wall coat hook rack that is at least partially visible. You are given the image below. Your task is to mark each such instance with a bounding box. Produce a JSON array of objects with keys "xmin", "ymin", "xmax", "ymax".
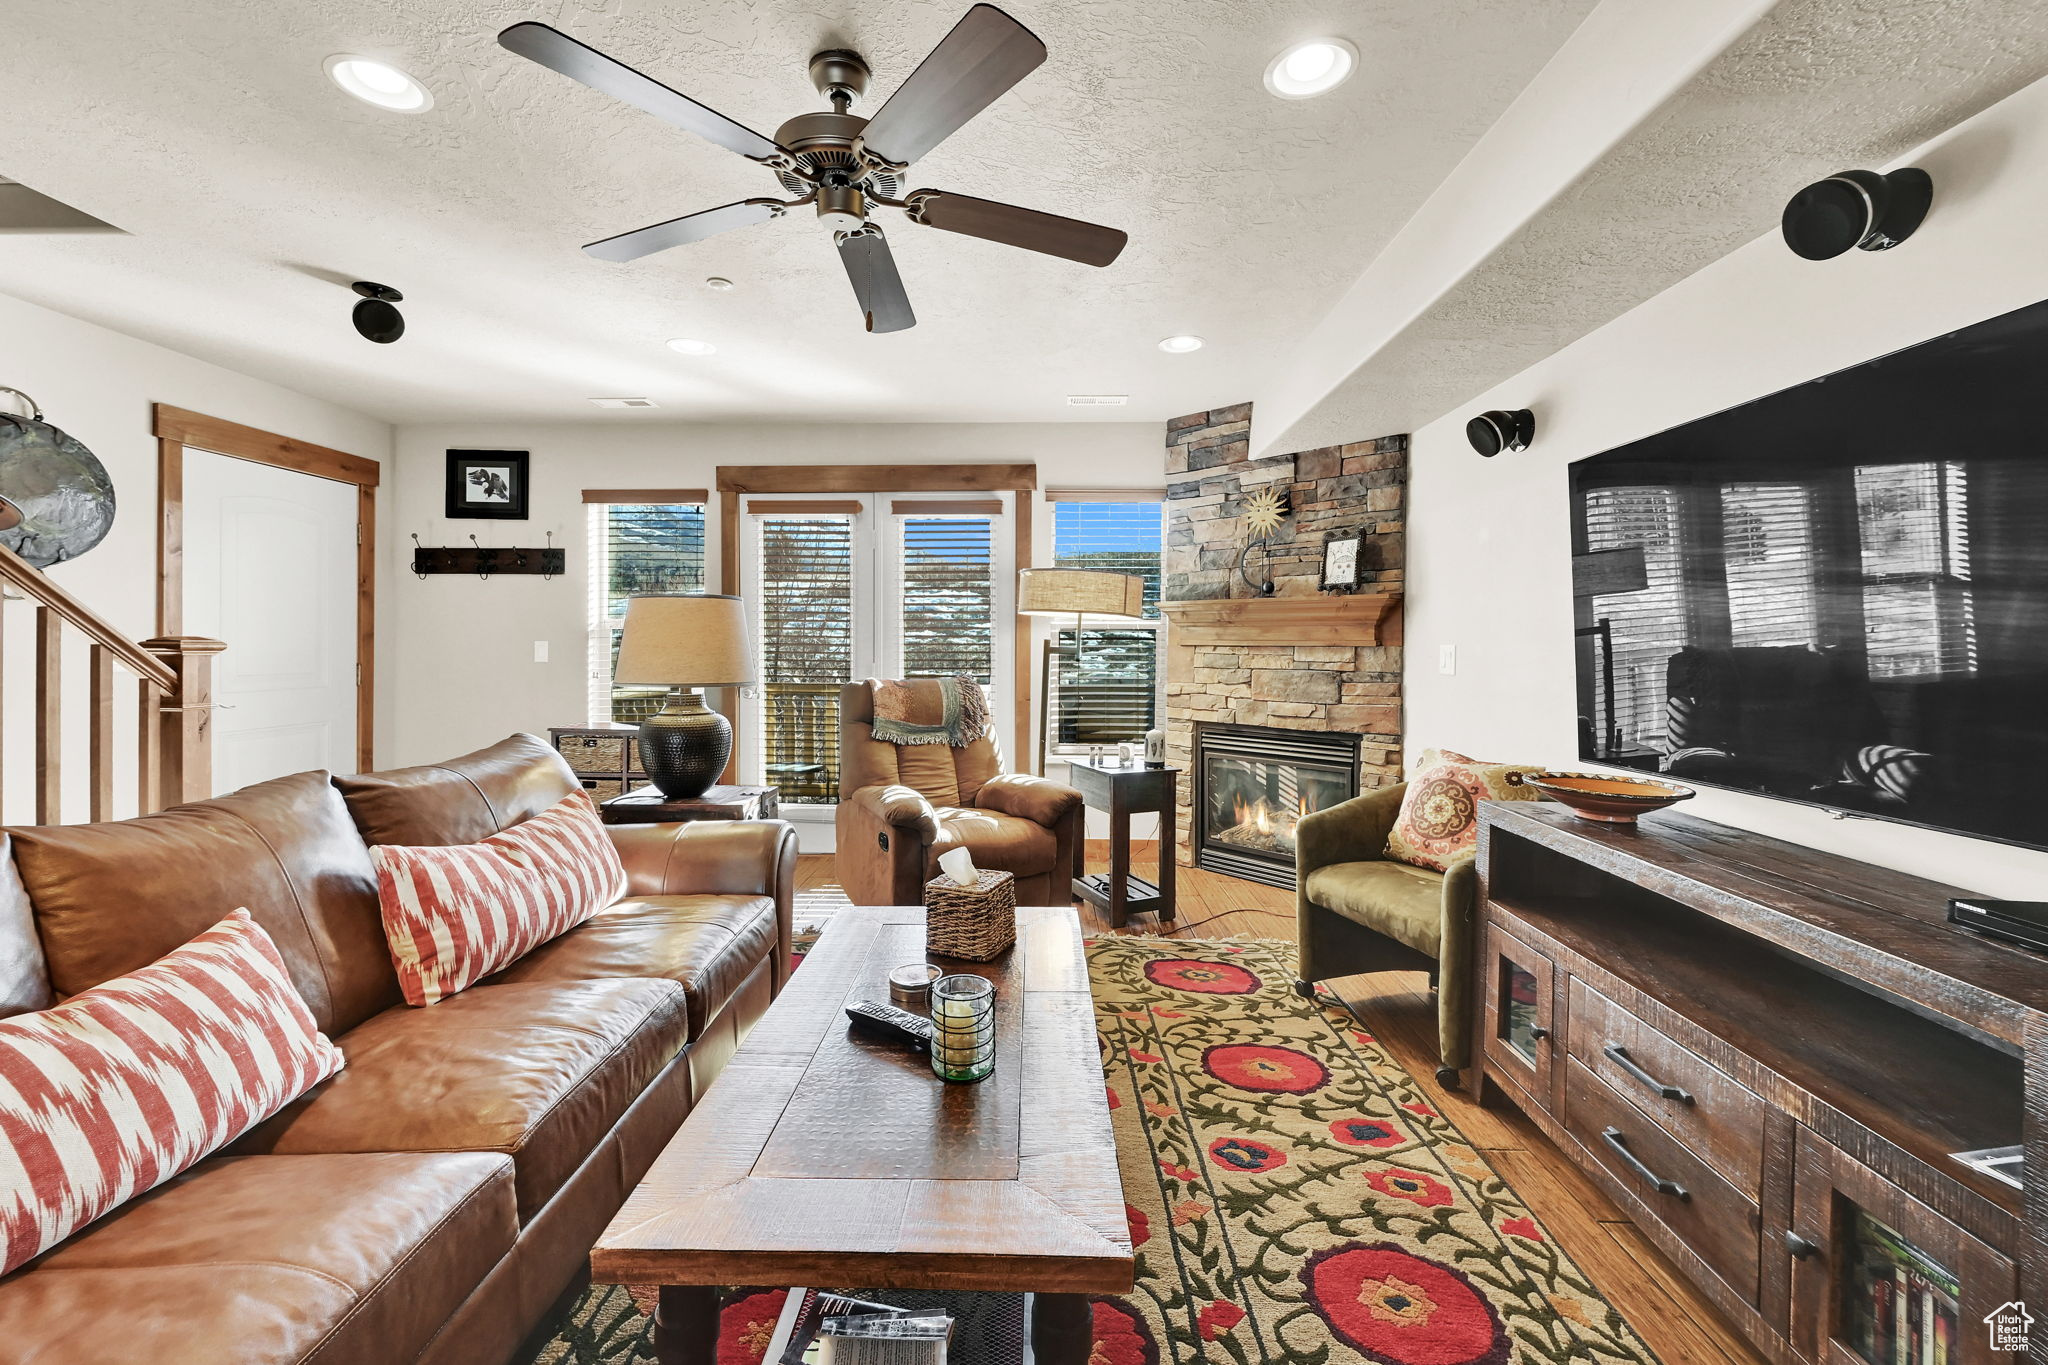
[{"xmin": 411, "ymin": 531, "xmax": 562, "ymax": 580}]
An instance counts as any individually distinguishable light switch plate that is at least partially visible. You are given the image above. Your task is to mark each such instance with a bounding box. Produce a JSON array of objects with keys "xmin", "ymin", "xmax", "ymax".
[
  {"xmin": 533, "ymin": 640, "xmax": 550, "ymax": 663},
  {"xmin": 1438, "ymin": 644, "xmax": 1457, "ymax": 675}
]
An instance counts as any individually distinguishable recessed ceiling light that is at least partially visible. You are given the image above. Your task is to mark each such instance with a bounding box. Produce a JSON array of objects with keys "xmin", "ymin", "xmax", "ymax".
[
  {"xmin": 324, "ymin": 54, "xmax": 433, "ymax": 113},
  {"xmin": 704, "ymin": 277, "xmax": 735, "ymax": 292},
  {"xmin": 1067, "ymin": 394, "xmax": 1130, "ymax": 406},
  {"xmin": 1158, "ymin": 335, "xmax": 1205, "ymax": 354},
  {"xmin": 666, "ymin": 338, "xmax": 717, "ymax": 356},
  {"xmin": 588, "ymin": 396, "xmax": 659, "ymax": 409},
  {"xmin": 1264, "ymin": 38, "xmax": 1358, "ymax": 99}
]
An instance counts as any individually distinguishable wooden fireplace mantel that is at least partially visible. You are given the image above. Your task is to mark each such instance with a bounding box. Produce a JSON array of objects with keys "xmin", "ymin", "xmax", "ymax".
[{"xmin": 1159, "ymin": 592, "xmax": 1402, "ymax": 646}]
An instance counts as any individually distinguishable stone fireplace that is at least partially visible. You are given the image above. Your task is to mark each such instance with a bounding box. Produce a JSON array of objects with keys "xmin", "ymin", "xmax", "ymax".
[{"xmin": 1160, "ymin": 402, "xmax": 1407, "ymax": 877}]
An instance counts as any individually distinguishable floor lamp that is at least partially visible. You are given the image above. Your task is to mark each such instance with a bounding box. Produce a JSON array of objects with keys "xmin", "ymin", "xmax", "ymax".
[{"xmin": 1016, "ymin": 568, "xmax": 1147, "ymax": 773}]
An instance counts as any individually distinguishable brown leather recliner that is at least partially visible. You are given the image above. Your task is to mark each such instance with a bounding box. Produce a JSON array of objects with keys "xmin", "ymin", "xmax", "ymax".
[{"xmin": 833, "ymin": 680, "xmax": 1084, "ymax": 907}]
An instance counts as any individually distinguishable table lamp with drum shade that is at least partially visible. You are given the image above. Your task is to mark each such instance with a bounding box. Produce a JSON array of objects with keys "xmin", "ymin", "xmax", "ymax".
[
  {"xmin": 1016, "ymin": 568, "xmax": 1147, "ymax": 768},
  {"xmin": 612, "ymin": 594, "xmax": 754, "ymax": 799}
]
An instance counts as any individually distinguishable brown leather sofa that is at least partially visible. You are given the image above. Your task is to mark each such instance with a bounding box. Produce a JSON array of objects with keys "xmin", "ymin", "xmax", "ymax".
[
  {"xmin": 0, "ymin": 733, "xmax": 796, "ymax": 1365},
  {"xmin": 833, "ymin": 680, "xmax": 1083, "ymax": 907}
]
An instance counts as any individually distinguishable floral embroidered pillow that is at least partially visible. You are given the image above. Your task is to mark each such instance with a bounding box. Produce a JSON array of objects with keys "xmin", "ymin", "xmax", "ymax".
[{"xmin": 1384, "ymin": 748, "xmax": 1543, "ymax": 872}]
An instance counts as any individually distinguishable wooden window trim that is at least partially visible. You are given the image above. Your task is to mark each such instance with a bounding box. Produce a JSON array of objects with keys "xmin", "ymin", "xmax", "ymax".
[
  {"xmin": 717, "ymin": 463, "xmax": 1036, "ymax": 493},
  {"xmin": 891, "ymin": 499, "xmax": 1004, "ymax": 516},
  {"xmin": 152, "ymin": 403, "xmax": 379, "ymax": 773},
  {"xmin": 746, "ymin": 499, "xmax": 866, "ymax": 516},
  {"xmin": 715, "ymin": 463, "xmax": 1037, "ymax": 780},
  {"xmin": 1042, "ymin": 487, "xmax": 1167, "ymax": 503},
  {"xmin": 582, "ymin": 488, "xmax": 710, "ymax": 504}
]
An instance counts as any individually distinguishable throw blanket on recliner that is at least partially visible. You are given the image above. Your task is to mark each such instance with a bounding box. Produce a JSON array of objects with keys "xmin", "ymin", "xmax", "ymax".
[{"xmin": 870, "ymin": 676, "xmax": 989, "ymax": 747}]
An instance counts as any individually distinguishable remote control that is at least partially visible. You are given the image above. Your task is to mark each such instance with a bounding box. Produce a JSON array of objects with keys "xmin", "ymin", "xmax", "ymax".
[{"xmin": 844, "ymin": 1000, "xmax": 934, "ymax": 1051}]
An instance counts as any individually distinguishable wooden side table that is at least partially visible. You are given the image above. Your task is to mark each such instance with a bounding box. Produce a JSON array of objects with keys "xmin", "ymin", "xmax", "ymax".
[
  {"xmin": 600, "ymin": 784, "xmax": 779, "ymax": 825},
  {"xmin": 1066, "ymin": 759, "xmax": 1177, "ymax": 927}
]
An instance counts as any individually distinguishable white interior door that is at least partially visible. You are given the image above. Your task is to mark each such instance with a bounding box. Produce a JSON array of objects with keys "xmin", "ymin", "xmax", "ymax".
[{"xmin": 182, "ymin": 449, "xmax": 359, "ymax": 794}]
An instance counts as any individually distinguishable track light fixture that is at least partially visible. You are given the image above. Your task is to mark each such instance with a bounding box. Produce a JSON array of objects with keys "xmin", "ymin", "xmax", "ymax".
[
  {"xmin": 1467, "ymin": 408, "xmax": 1533, "ymax": 457},
  {"xmin": 1781, "ymin": 168, "xmax": 1931, "ymax": 260},
  {"xmin": 351, "ymin": 281, "xmax": 405, "ymax": 343}
]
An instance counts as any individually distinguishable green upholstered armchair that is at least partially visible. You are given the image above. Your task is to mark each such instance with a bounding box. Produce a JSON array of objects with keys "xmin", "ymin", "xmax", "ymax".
[{"xmin": 1293, "ymin": 782, "xmax": 1478, "ymax": 1085}]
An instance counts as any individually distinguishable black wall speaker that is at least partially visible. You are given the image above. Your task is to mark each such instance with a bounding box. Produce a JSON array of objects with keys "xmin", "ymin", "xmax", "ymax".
[
  {"xmin": 1467, "ymin": 408, "xmax": 1533, "ymax": 457},
  {"xmin": 1781, "ymin": 168, "xmax": 1931, "ymax": 260},
  {"xmin": 351, "ymin": 281, "xmax": 405, "ymax": 343}
]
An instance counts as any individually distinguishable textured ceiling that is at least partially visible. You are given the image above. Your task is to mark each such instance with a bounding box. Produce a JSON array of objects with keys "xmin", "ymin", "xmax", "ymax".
[
  {"xmin": 0, "ymin": 0, "xmax": 1597, "ymax": 424},
  {"xmin": 1274, "ymin": 0, "xmax": 2048, "ymax": 452}
]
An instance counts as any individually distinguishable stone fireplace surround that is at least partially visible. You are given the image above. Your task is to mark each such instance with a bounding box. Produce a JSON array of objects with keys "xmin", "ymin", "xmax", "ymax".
[{"xmin": 1160, "ymin": 402, "xmax": 1407, "ymax": 871}]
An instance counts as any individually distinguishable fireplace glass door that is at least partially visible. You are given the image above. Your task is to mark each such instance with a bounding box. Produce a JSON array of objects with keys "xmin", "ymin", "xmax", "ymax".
[{"xmin": 1193, "ymin": 724, "xmax": 1362, "ymax": 887}]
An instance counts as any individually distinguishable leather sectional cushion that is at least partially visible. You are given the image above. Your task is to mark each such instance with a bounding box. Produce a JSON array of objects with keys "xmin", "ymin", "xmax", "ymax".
[
  {"xmin": 334, "ymin": 733, "xmax": 580, "ymax": 848},
  {"xmin": 5, "ymin": 770, "xmax": 397, "ymax": 1036},
  {"xmin": 485, "ymin": 894, "xmax": 778, "ymax": 1036},
  {"xmin": 232, "ymin": 979, "xmax": 689, "ymax": 1221},
  {"xmin": 0, "ymin": 1151, "xmax": 515, "ymax": 1365}
]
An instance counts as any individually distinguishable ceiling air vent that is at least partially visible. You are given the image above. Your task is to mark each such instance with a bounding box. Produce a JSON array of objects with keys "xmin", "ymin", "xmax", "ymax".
[
  {"xmin": 1066, "ymin": 394, "xmax": 1129, "ymax": 407},
  {"xmin": 587, "ymin": 396, "xmax": 660, "ymax": 409}
]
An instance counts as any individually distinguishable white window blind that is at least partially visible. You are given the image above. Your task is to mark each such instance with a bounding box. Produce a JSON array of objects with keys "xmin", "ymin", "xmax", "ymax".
[
  {"xmin": 1722, "ymin": 482, "xmax": 1819, "ymax": 648},
  {"xmin": 1856, "ymin": 461, "xmax": 1976, "ymax": 679},
  {"xmin": 756, "ymin": 515, "xmax": 855, "ymax": 803},
  {"xmin": 588, "ymin": 502, "xmax": 706, "ymax": 723},
  {"xmin": 1582, "ymin": 486, "xmax": 1686, "ymax": 751},
  {"xmin": 1048, "ymin": 500, "xmax": 1163, "ymax": 747},
  {"xmin": 900, "ymin": 515, "xmax": 994, "ymax": 683}
]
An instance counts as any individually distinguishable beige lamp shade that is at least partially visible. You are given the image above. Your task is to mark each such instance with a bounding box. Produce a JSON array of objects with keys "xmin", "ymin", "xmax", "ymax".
[
  {"xmin": 1016, "ymin": 568, "xmax": 1145, "ymax": 620},
  {"xmin": 613, "ymin": 594, "xmax": 754, "ymax": 686}
]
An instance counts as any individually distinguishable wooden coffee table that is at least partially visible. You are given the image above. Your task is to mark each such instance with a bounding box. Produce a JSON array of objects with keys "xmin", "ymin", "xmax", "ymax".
[{"xmin": 591, "ymin": 905, "xmax": 1133, "ymax": 1364}]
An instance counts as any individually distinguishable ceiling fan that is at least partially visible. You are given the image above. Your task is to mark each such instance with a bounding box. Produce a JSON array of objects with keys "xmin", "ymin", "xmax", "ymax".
[{"xmin": 498, "ymin": 4, "xmax": 1128, "ymax": 334}]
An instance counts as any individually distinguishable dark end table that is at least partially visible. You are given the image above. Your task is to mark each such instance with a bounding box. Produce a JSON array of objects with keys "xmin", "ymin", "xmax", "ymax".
[
  {"xmin": 1065, "ymin": 759, "xmax": 1177, "ymax": 927},
  {"xmin": 599, "ymin": 784, "xmax": 779, "ymax": 825}
]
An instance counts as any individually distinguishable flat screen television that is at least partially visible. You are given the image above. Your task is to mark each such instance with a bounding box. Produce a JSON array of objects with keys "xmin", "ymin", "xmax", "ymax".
[{"xmin": 1569, "ymin": 297, "xmax": 2048, "ymax": 851}]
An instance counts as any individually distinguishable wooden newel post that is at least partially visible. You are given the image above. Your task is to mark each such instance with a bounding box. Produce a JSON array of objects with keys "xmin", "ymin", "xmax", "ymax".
[{"xmin": 140, "ymin": 636, "xmax": 226, "ymax": 808}]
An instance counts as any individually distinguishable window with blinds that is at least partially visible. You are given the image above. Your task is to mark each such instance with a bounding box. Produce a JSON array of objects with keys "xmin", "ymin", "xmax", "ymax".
[
  {"xmin": 1722, "ymin": 482, "xmax": 1819, "ymax": 648},
  {"xmin": 900, "ymin": 516, "xmax": 993, "ymax": 683},
  {"xmin": 1048, "ymin": 499, "xmax": 1163, "ymax": 747},
  {"xmin": 589, "ymin": 502, "xmax": 706, "ymax": 723},
  {"xmin": 1582, "ymin": 486, "xmax": 1686, "ymax": 751},
  {"xmin": 1857, "ymin": 461, "xmax": 1976, "ymax": 678},
  {"xmin": 756, "ymin": 515, "xmax": 855, "ymax": 804}
]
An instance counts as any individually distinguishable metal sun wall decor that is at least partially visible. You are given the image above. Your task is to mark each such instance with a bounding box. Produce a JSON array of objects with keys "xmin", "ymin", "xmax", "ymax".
[
  {"xmin": 1236, "ymin": 485, "xmax": 1288, "ymax": 596},
  {"xmin": 0, "ymin": 387, "xmax": 116, "ymax": 569}
]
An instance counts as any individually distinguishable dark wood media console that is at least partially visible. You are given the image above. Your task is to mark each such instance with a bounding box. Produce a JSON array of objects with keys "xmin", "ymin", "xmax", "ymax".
[{"xmin": 1472, "ymin": 803, "xmax": 2046, "ymax": 1364}]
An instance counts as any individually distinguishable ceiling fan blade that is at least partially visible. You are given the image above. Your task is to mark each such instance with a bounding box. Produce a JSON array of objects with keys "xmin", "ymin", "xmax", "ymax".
[
  {"xmin": 499, "ymin": 22, "xmax": 783, "ymax": 163},
  {"xmin": 836, "ymin": 227, "xmax": 916, "ymax": 333},
  {"xmin": 857, "ymin": 5, "xmax": 1046, "ymax": 168},
  {"xmin": 583, "ymin": 199, "xmax": 785, "ymax": 262},
  {"xmin": 906, "ymin": 189, "xmax": 1126, "ymax": 267}
]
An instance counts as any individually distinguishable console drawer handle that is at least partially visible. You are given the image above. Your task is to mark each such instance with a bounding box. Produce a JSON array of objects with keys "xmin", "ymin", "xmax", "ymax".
[
  {"xmin": 1600, "ymin": 1126, "xmax": 1689, "ymax": 1199},
  {"xmin": 1603, "ymin": 1043, "xmax": 1694, "ymax": 1104}
]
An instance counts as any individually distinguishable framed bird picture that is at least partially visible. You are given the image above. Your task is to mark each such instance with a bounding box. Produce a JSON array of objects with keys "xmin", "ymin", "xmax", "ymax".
[{"xmin": 446, "ymin": 450, "xmax": 530, "ymax": 520}]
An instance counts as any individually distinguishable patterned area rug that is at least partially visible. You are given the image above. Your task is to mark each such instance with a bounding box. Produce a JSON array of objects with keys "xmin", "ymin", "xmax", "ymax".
[{"xmin": 530, "ymin": 937, "xmax": 1657, "ymax": 1365}]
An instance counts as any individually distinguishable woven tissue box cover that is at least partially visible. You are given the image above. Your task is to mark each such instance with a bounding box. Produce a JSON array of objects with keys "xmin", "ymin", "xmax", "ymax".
[{"xmin": 923, "ymin": 869, "xmax": 1017, "ymax": 962}]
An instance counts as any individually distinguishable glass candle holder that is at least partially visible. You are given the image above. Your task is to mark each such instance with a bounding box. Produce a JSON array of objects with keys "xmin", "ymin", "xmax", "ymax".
[{"xmin": 929, "ymin": 974, "xmax": 995, "ymax": 1083}]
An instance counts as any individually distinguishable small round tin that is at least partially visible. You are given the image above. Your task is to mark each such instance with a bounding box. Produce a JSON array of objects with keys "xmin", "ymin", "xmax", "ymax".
[{"xmin": 888, "ymin": 962, "xmax": 943, "ymax": 1010}]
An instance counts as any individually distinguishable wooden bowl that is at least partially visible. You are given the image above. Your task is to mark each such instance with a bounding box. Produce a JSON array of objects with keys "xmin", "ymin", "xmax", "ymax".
[{"xmin": 1522, "ymin": 772, "xmax": 1695, "ymax": 824}]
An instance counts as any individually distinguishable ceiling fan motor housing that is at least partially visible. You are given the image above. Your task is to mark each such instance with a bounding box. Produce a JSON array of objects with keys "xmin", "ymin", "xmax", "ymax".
[{"xmin": 773, "ymin": 111, "xmax": 900, "ymax": 202}]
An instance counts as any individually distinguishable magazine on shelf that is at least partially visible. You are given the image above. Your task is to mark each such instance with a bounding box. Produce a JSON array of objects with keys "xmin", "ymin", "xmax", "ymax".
[{"xmin": 763, "ymin": 1290, "xmax": 915, "ymax": 1365}]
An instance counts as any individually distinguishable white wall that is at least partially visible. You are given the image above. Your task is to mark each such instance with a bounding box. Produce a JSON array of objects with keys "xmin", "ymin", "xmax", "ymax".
[
  {"xmin": 385, "ymin": 420, "xmax": 1164, "ymax": 847},
  {"xmin": 0, "ymin": 290, "xmax": 391, "ymax": 821},
  {"xmin": 1399, "ymin": 72, "xmax": 2048, "ymax": 897}
]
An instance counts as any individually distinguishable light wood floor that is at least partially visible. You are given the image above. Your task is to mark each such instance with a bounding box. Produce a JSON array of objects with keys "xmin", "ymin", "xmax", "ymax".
[{"xmin": 796, "ymin": 845, "xmax": 1766, "ymax": 1365}]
